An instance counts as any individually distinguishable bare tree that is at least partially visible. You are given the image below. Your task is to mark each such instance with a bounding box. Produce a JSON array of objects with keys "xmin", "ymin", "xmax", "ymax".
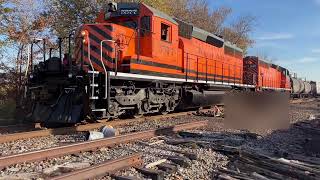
[
  {"xmin": 223, "ymin": 15, "xmax": 256, "ymax": 52},
  {"xmin": 208, "ymin": 7, "xmax": 232, "ymax": 35}
]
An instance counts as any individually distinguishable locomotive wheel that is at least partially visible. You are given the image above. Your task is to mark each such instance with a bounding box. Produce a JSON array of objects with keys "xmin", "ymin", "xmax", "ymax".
[
  {"xmin": 133, "ymin": 114, "xmax": 144, "ymax": 118},
  {"xmin": 168, "ymin": 100, "xmax": 176, "ymax": 112},
  {"xmin": 108, "ymin": 101, "xmax": 120, "ymax": 118},
  {"xmin": 132, "ymin": 102, "xmax": 145, "ymax": 119},
  {"xmin": 133, "ymin": 110, "xmax": 144, "ymax": 119},
  {"xmin": 159, "ymin": 102, "xmax": 169, "ymax": 115},
  {"xmin": 160, "ymin": 111, "xmax": 169, "ymax": 115}
]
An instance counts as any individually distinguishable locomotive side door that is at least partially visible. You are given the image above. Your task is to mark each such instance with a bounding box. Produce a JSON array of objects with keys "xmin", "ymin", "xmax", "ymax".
[{"xmin": 139, "ymin": 15, "xmax": 153, "ymax": 57}]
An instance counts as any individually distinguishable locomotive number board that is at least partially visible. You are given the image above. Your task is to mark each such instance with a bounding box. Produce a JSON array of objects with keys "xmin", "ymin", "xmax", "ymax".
[{"xmin": 119, "ymin": 8, "xmax": 139, "ymax": 16}]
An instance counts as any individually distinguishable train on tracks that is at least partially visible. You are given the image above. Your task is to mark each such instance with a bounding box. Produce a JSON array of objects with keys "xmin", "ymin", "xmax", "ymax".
[{"xmin": 21, "ymin": 2, "xmax": 318, "ymax": 125}]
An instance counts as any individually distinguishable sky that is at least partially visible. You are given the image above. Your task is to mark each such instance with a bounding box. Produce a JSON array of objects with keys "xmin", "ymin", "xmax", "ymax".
[{"xmin": 209, "ymin": 0, "xmax": 320, "ymax": 82}]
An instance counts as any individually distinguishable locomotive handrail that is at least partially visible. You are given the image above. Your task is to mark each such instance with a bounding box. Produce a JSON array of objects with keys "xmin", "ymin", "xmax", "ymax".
[
  {"xmin": 87, "ymin": 37, "xmax": 94, "ymax": 71},
  {"xmin": 100, "ymin": 39, "xmax": 116, "ymax": 74},
  {"xmin": 184, "ymin": 51, "xmax": 245, "ymax": 85},
  {"xmin": 184, "ymin": 52, "xmax": 243, "ymax": 69},
  {"xmin": 86, "ymin": 36, "xmax": 96, "ymax": 98},
  {"xmin": 100, "ymin": 39, "xmax": 116, "ymax": 99}
]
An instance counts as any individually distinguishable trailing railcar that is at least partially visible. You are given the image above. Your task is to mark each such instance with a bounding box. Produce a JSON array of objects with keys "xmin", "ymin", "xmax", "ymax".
[
  {"xmin": 291, "ymin": 77, "xmax": 304, "ymax": 95},
  {"xmin": 310, "ymin": 81, "xmax": 317, "ymax": 97},
  {"xmin": 290, "ymin": 76, "xmax": 315, "ymax": 98}
]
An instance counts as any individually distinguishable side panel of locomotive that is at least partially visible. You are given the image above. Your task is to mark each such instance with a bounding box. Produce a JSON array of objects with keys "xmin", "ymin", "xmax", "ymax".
[
  {"xmin": 258, "ymin": 61, "xmax": 277, "ymax": 89},
  {"xmin": 92, "ymin": 3, "xmax": 244, "ymax": 85},
  {"xmin": 179, "ymin": 28, "xmax": 243, "ymax": 84}
]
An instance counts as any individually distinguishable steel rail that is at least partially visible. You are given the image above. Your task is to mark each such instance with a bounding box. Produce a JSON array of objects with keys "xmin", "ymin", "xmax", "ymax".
[
  {"xmin": 0, "ymin": 111, "xmax": 194, "ymax": 144},
  {"xmin": 0, "ymin": 124, "xmax": 35, "ymax": 134},
  {"xmin": 50, "ymin": 153, "xmax": 143, "ymax": 180},
  {"xmin": 0, "ymin": 120, "xmax": 208, "ymax": 169}
]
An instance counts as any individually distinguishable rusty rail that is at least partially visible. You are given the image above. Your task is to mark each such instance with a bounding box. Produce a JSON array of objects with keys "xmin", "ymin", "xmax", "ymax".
[
  {"xmin": 0, "ymin": 111, "xmax": 194, "ymax": 143},
  {"xmin": 0, "ymin": 120, "xmax": 208, "ymax": 169},
  {"xmin": 50, "ymin": 153, "xmax": 143, "ymax": 180}
]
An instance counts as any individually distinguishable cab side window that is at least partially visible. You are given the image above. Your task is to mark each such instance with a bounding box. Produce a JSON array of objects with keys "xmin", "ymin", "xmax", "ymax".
[
  {"xmin": 161, "ymin": 23, "xmax": 171, "ymax": 42},
  {"xmin": 141, "ymin": 16, "xmax": 151, "ymax": 36}
]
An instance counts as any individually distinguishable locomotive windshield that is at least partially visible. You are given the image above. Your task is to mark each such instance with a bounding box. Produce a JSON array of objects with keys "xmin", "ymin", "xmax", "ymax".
[{"xmin": 112, "ymin": 18, "xmax": 138, "ymax": 29}]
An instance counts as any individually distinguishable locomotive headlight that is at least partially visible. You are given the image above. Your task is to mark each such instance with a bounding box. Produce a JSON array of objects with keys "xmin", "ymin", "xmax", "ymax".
[
  {"xmin": 68, "ymin": 73, "xmax": 73, "ymax": 78},
  {"xmin": 81, "ymin": 30, "xmax": 88, "ymax": 36},
  {"xmin": 81, "ymin": 30, "xmax": 89, "ymax": 44},
  {"xmin": 30, "ymin": 74, "xmax": 34, "ymax": 79}
]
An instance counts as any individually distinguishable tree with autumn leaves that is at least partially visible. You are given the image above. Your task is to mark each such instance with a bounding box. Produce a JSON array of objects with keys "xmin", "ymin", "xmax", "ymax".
[
  {"xmin": 0, "ymin": 0, "xmax": 52, "ymax": 102},
  {"xmin": 0, "ymin": 0, "xmax": 256, "ymax": 102}
]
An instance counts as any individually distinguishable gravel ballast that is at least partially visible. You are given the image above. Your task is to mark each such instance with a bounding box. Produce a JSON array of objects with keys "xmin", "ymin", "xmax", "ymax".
[{"xmin": 0, "ymin": 99, "xmax": 319, "ymax": 179}]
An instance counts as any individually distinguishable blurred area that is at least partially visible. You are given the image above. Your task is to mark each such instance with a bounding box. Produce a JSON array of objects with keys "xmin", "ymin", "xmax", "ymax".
[{"xmin": 225, "ymin": 91, "xmax": 290, "ymax": 133}]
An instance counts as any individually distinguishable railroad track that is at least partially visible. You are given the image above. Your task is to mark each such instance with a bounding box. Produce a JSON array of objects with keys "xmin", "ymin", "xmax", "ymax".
[
  {"xmin": 0, "ymin": 123, "xmax": 36, "ymax": 134},
  {"xmin": 290, "ymin": 98, "xmax": 318, "ymax": 104},
  {"xmin": 51, "ymin": 153, "xmax": 143, "ymax": 180},
  {"xmin": 2, "ymin": 101, "xmax": 318, "ymax": 179},
  {"xmin": 0, "ymin": 121, "xmax": 208, "ymax": 179},
  {"xmin": 0, "ymin": 111, "xmax": 200, "ymax": 144}
]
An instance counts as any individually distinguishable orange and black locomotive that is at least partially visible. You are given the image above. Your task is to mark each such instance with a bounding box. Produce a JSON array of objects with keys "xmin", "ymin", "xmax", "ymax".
[{"xmin": 24, "ymin": 3, "xmax": 292, "ymax": 125}]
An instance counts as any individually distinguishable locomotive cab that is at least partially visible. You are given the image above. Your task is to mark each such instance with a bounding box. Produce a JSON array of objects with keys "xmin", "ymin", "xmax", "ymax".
[{"xmin": 89, "ymin": 2, "xmax": 180, "ymax": 73}]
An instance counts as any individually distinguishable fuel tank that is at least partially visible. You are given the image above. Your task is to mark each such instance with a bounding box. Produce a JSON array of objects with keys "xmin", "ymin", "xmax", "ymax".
[{"xmin": 177, "ymin": 90, "xmax": 225, "ymax": 109}]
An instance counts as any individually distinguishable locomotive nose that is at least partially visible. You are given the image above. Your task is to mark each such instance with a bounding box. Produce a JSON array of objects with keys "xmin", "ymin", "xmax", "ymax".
[{"xmin": 79, "ymin": 24, "xmax": 114, "ymax": 71}]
